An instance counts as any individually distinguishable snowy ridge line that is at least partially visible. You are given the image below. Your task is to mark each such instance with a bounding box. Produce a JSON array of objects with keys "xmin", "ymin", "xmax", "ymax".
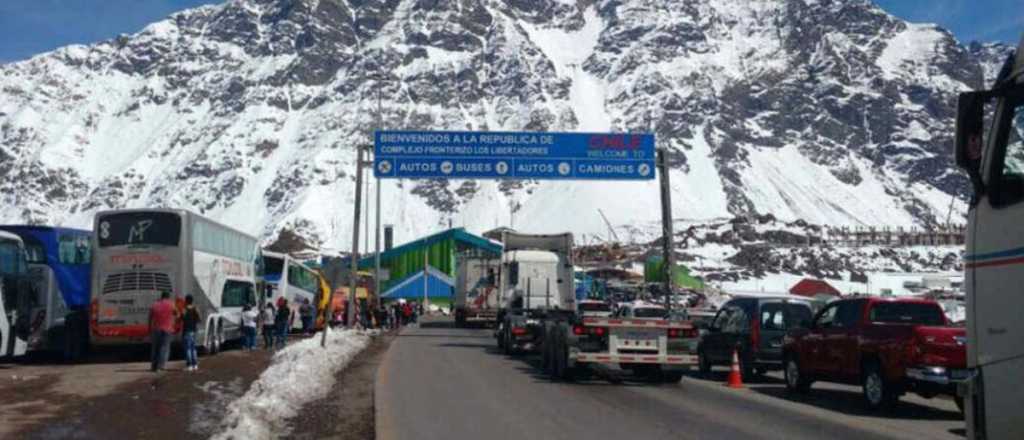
[{"xmin": 212, "ymin": 329, "xmax": 374, "ymax": 440}]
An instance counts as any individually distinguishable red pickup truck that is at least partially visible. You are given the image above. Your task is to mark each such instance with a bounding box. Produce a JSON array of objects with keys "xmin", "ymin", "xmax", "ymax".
[{"xmin": 782, "ymin": 297, "xmax": 966, "ymax": 411}]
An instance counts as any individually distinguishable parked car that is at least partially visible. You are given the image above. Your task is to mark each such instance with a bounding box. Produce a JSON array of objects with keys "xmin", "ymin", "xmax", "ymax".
[
  {"xmin": 782, "ymin": 297, "xmax": 967, "ymax": 411},
  {"xmin": 697, "ymin": 296, "xmax": 814, "ymax": 379}
]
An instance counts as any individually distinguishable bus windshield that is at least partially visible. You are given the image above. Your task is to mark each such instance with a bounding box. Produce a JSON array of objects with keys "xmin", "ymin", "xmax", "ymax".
[
  {"xmin": 0, "ymin": 239, "xmax": 27, "ymax": 275},
  {"xmin": 263, "ymin": 256, "xmax": 284, "ymax": 277},
  {"xmin": 98, "ymin": 212, "xmax": 181, "ymax": 247}
]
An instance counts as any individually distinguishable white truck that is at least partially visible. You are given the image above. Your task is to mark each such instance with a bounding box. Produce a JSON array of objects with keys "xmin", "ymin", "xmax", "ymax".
[
  {"xmin": 491, "ymin": 230, "xmax": 698, "ymax": 382},
  {"xmin": 454, "ymin": 256, "xmax": 500, "ymax": 327},
  {"xmin": 954, "ymin": 33, "xmax": 1024, "ymax": 440}
]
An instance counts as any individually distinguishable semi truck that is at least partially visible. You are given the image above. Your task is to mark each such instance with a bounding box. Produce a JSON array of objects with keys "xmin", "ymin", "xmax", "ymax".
[
  {"xmin": 454, "ymin": 256, "xmax": 500, "ymax": 327},
  {"xmin": 954, "ymin": 33, "xmax": 1023, "ymax": 440},
  {"xmin": 491, "ymin": 230, "xmax": 697, "ymax": 382}
]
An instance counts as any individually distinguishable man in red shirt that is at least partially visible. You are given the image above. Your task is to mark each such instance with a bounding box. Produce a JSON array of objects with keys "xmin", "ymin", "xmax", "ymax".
[{"xmin": 149, "ymin": 291, "xmax": 180, "ymax": 372}]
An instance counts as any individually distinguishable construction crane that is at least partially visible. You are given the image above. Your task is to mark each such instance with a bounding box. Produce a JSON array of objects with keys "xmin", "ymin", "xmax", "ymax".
[{"xmin": 597, "ymin": 209, "xmax": 621, "ymax": 243}]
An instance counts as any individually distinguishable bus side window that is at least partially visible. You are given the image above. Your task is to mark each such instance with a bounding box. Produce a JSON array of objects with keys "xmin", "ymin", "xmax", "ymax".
[{"xmin": 990, "ymin": 98, "xmax": 1024, "ymax": 207}]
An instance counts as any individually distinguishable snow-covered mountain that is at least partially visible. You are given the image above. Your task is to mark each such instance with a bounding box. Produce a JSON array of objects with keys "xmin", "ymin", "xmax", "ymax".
[{"xmin": 0, "ymin": 0, "xmax": 1013, "ymax": 249}]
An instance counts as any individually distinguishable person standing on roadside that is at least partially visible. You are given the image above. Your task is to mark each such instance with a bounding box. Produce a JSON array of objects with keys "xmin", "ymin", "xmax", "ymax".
[
  {"xmin": 148, "ymin": 291, "xmax": 179, "ymax": 372},
  {"xmin": 241, "ymin": 304, "xmax": 258, "ymax": 350},
  {"xmin": 182, "ymin": 295, "xmax": 201, "ymax": 372},
  {"xmin": 275, "ymin": 298, "xmax": 290, "ymax": 349},
  {"xmin": 260, "ymin": 302, "xmax": 275, "ymax": 350},
  {"xmin": 299, "ymin": 298, "xmax": 314, "ymax": 336}
]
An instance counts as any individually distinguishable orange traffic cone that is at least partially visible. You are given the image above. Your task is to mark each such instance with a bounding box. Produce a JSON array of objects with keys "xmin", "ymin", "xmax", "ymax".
[{"xmin": 726, "ymin": 348, "xmax": 744, "ymax": 389}]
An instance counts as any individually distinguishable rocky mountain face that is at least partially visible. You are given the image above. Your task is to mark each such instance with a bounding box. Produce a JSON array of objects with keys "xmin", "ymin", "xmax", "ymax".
[{"xmin": 0, "ymin": 0, "xmax": 1013, "ymax": 248}]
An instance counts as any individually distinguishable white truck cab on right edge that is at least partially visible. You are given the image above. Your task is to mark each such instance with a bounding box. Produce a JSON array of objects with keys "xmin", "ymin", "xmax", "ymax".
[{"xmin": 955, "ymin": 34, "xmax": 1024, "ymax": 440}]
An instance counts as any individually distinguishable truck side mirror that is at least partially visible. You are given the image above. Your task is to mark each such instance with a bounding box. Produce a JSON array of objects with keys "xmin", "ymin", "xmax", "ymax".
[
  {"xmin": 508, "ymin": 262, "xmax": 519, "ymax": 286},
  {"xmin": 956, "ymin": 91, "xmax": 989, "ymax": 197}
]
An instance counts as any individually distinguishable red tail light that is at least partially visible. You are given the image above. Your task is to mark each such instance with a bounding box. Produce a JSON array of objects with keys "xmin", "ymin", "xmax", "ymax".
[
  {"xmin": 668, "ymin": 327, "xmax": 698, "ymax": 338},
  {"xmin": 573, "ymin": 326, "xmax": 607, "ymax": 336},
  {"xmin": 90, "ymin": 298, "xmax": 99, "ymax": 326},
  {"xmin": 905, "ymin": 333, "xmax": 923, "ymax": 365},
  {"xmin": 511, "ymin": 327, "xmax": 528, "ymax": 336}
]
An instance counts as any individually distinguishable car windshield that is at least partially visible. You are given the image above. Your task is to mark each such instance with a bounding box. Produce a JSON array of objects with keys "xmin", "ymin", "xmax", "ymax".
[
  {"xmin": 633, "ymin": 307, "xmax": 667, "ymax": 318},
  {"xmin": 0, "ymin": 240, "xmax": 27, "ymax": 275},
  {"xmin": 868, "ymin": 302, "xmax": 946, "ymax": 326}
]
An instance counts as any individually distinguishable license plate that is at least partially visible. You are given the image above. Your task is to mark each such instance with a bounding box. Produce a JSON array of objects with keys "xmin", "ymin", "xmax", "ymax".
[
  {"xmin": 951, "ymin": 369, "xmax": 969, "ymax": 380},
  {"xmin": 622, "ymin": 331, "xmax": 657, "ymax": 341}
]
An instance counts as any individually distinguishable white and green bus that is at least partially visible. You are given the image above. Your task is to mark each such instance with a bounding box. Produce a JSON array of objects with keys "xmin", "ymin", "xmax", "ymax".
[
  {"xmin": 261, "ymin": 251, "xmax": 320, "ymax": 331},
  {"xmin": 91, "ymin": 209, "xmax": 261, "ymax": 354}
]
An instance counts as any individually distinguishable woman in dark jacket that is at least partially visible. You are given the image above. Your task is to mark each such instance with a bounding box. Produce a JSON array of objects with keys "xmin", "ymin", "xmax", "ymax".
[
  {"xmin": 182, "ymin": 295, "xmax": 201, "ymax": 371},
  {"xmin": 274, "ymin": 298, "xmax": 290, "ymax": 350}
]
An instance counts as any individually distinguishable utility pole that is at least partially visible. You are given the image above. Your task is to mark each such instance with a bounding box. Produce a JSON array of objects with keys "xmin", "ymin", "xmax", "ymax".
[
  {"xmin": 347, "ymin": 146, "xmax": 366, "ymax": 330},
  {"xmin": 657, "ymin": 148, "xmax": 675, "ymax": 312},
  {"xmin": 374, "ymin": 70, "xmax": 384, "ymax": 309}
]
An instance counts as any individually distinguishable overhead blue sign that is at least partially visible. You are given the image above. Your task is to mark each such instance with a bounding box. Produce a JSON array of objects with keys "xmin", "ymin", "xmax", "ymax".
[{"xmin": 373, "ymin": 130, "xmax": 655, "ymax": 180}]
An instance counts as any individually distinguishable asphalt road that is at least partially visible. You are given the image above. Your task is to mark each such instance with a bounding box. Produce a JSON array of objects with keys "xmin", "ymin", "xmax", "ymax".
[{"xmin": 376, "ymin": 317, "xmax": 965, "ymax": 440}]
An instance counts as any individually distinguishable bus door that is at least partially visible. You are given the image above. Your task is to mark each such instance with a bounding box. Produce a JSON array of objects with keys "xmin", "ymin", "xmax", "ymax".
[
  {"xmin": 1, "ymin": 276, "xmax": 34, "ymax": 358},
  {"xmin": 26, "ymin": 265, "xmax": 61, "ymax": 350}
]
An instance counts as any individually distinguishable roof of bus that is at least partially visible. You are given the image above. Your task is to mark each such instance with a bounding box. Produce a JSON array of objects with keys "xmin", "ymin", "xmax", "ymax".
[
  {"xmin": 93, "ymin": 208, "xmax": 258, "ymax": 240},
  {"xmin": 0, "ymin": 225, "xmax": 90, "ymax": 235}
]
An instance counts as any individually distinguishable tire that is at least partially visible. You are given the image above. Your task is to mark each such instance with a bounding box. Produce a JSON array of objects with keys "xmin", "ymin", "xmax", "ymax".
[
  {"xmin": 784, "ymin": 356, "xmax": 811, "ymax": 394},
  {"xmin": 62, "ymin": 315, "xmax": 84, "ymax": 362},
  {"xmin": 739, "ymin": 353, "xmax": 755, "ymax": 381},
  {"xmin": 207, "ymin": 323, "xmax": 220, "ymax": 355},
  {"xmin": 862, "ymin": 362, "xmax": 897, "ymax": 411},
  {"xmin": 698, "ymin": 348, "xmax": 712, "ymax": 376}
]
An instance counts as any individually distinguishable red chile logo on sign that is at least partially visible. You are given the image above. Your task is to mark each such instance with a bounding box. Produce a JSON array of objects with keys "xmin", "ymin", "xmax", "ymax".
[
  {"xmin": 111, "ymin": 254, "xmax": 167, "ymax": 265},
  {"xmin": 588, "ymin": 135, "xmax": 642, "ymax": 150}
]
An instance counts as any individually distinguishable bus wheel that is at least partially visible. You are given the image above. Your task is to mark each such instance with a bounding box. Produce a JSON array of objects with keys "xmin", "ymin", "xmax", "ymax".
[{"xmin": 208, "ymin": 324, "xmax": 220, "ymax": 355}]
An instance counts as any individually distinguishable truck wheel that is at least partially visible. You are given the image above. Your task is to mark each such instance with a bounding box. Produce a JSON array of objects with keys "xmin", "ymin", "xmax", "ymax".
[
  {"xmin": 698, "ymin": 348, "xmax": 712, "ymax": 376},
  {"xmin": 862, "ymin": 362, "xmax": 897, "ymax": 411},
  {"xmin": 63, "ymin": 315, "xmax": 84, "ymax": 362},
  {"xmin": 784, "ymin": 356, "xmax": 811, "ymax": 394}
]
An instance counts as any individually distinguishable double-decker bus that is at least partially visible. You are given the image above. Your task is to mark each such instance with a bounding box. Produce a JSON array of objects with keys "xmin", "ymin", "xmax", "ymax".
[
  {"xmin": 91, "ymin": 209, "xmax": 260, "ymax": 354},
  {"xmin": 0, "ymin": 226, "xmax": 92, "ymax": 359},
  {"xmin": 0, "ymin": 231, "xmax": 32, "ymax": 358},
  {"xmin": 261, "ymin": 251, "xmax": 324, "ymax": 331}
]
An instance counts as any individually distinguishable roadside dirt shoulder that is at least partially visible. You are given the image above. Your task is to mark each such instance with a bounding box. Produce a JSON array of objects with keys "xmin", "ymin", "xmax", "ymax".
[
  {"xmin": 287, "ymin": 331, "xmax": 397, "ymax": 440},
  {"xmin": 2, "ymin": 344, "xmax": 277, "ymax": 440}
]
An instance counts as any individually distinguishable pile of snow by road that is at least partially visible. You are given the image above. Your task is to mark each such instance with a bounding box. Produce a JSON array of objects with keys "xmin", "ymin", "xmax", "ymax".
[{"xmin": 212, "ymin": 328, "xmax": 372, "ymax": 440}]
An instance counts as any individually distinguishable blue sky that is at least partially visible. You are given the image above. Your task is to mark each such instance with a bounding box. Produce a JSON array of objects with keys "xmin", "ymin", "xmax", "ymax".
[{"xmin": 0, "ymin": 0, "xmax": 1021, "ymax": 63}]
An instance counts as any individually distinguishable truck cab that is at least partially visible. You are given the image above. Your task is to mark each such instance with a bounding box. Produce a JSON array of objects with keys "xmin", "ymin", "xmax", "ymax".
[
  {"xmin": 955, "ymin": 34, "xmax": 1024, "ymax": 440},
  {"xmin": 493, "ymin": 232, "xmax": 575, "ymax": 355}
]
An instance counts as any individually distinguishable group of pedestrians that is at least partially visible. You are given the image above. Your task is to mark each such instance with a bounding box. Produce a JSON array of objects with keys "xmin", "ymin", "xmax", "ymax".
[
  {"xmin": 146, "ymin": 292, "xmax": 324, "ymax": 373},
  {"xmin": 148, "ymin": 291, "xmax": 203, "ymax": 372}
]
